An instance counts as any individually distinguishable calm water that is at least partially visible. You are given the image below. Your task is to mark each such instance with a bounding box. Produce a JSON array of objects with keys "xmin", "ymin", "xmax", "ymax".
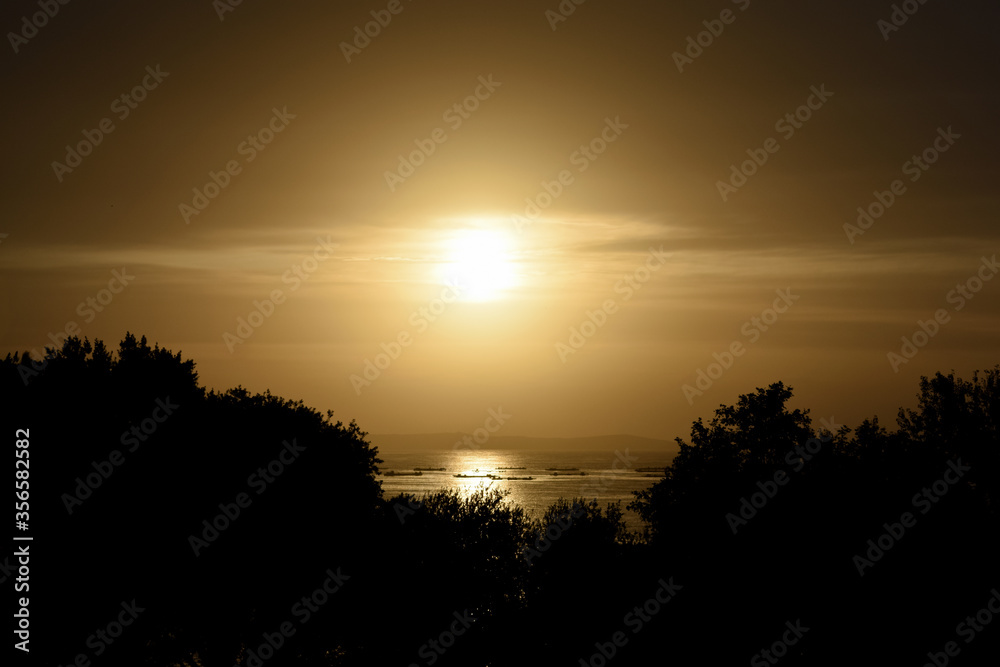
[{"xmin": 376, "ymin": 449, "xmax": 673, "ymax": 530}]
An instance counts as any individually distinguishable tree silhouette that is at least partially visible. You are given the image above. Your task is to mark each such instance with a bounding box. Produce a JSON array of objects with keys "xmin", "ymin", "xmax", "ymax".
[{"xmin": 2, "ymin": 335, "xmax": 383, "ymax": 665}]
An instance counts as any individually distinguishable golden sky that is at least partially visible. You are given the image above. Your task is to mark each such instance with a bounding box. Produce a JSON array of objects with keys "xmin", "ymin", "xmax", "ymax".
[{"xmin": 2, "ymin": 0, "xmax": 998, "ymax": 439}]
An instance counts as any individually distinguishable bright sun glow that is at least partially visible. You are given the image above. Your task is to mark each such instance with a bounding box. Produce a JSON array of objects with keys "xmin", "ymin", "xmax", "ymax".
[{"xmin": 439, "ymin": 228, "xmax": 519, "ymax": 301}]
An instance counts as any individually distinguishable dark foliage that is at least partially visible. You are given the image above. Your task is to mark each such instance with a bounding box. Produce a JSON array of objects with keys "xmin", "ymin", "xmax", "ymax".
[{"xmin": 3, "ymin": 338, "xmax": 997, "ymax": 665}]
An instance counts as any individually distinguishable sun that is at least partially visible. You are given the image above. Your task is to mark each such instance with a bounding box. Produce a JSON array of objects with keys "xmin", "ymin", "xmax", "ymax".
[{"xmin": 439, "ymin": 227, "xmax": 518, "ymax": 302}]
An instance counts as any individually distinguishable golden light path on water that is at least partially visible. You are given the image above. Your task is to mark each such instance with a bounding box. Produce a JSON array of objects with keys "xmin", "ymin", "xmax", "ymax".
[{"xmin": 376, "ymin": 449, "xmax": 674, "ymax": 529}]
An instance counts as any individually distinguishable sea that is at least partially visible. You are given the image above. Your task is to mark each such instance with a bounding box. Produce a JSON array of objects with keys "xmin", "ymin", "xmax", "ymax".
[{"xmin": 376, "ymin": 449, "xmax": 674, "ymax": 531}]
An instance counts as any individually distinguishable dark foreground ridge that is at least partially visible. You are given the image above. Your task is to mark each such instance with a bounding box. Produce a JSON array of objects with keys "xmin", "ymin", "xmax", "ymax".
[{"xmin": 3, "ymin": 334, "xmax": 998, "ymax": 665}]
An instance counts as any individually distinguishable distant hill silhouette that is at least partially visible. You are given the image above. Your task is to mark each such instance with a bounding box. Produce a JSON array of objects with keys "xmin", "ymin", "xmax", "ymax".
[{"xmin": 374, "ymin": 432, "xmax": 677, "ymax": 453}]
